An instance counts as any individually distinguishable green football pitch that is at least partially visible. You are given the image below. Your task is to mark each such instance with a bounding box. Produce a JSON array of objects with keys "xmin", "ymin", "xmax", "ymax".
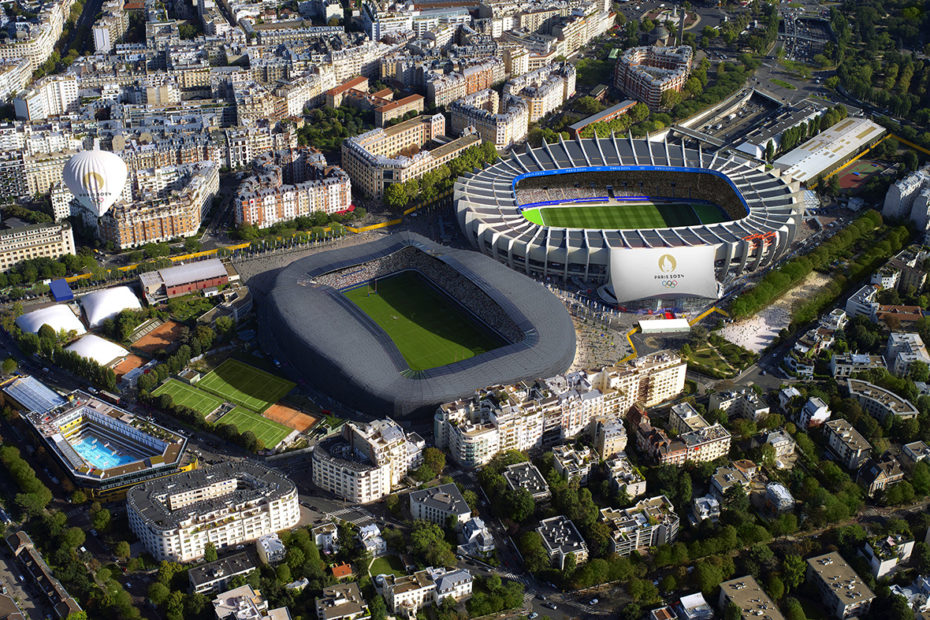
[
  {"xmin": 217, "ymin": 407, "xmax": 292, "ymax": 448},
  {"xmin": 521, "ymin": 201, "xmax": 729, "ymax": 229},
  {"xmin": 343, "ymin": 271, "xmax": 505, "ymax": 372},
  {"xmin": 152, "ymin": 379, "xmax": 224, "ymax": 417},
  {"xmin": 197, "ymin": 359, "xmax": 295, "ymax": 413}
]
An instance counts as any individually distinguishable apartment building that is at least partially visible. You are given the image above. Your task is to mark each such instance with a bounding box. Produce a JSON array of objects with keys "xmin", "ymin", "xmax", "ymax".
[
  {"xmin": 765, "ymin": 483, "xmax": 795, "ymax": 514},
  {"xmin": 823, "ymin": 419, "xmax": 872, "ymax": 471},
  {"xmin": 376, "ymin": 94, "xmax": 425, "ymax": 127},
  {"xmin": 668, "ymin": 403, "xmax": 731, "ymax": 463},
  {"xmin": 710, "ymin": 465, "xmax": 752, "ymax": 501},
  {"xmin": 797, "ymin": 396, "xmax": 831, "ymax": 429},
  {"xmin": 316, "ymin": 583, "xmax": 369, "ymax": 620},
  {"xmin": 234, "ymin": 148, "xmax": 351, "ymax": 228},
  {"xmin": 92, "ymin": 0, "xmax": 128, "ymax": 53},
  {"xmin": 0, "ymin": 222, "xmax": 76, "ymax": 272},
  {"xmin": 857, "ymin": 455, "xmax": 905, "ymax": 498},
  {"xmin": 341, "ymin": 113, "xmax": 480, "ymax": 199},
  {"xmin": 708, "ymin": 388, "xmax": 770, "ymax": 422},
  {"xmin": 806, "ymin": 553, "xmax": 875, "ymax": 619},
  {"xmin": 885, "ymin": 332, "xmax": 930, "ymax": 376},
  {"xmin": 846, "ymin": 378, "xmax": 918, "ymax": 424},
  {"xmin": 630, "ymin": 404, "xmax": 687, "ymax": 466},
  {"xmin": 552, "ymin": 445, "xmax": 596, "ymax": 483},
  {"xmin": 212, "ymin": 584, "xmax": 290, "ymax": 620},
  {"xmin": 614, "ymin": 45, "xmax": 692, "ymax": 109},
  {"xmin": 434, "ymin": 353, "xmax": 685, "ymax": 468},
  {"xmin": 381, "ymin": 567, "xmax": 472, "ymax": 618},
  {"xmin": 503, "ymin": 462, "xmax": 551, "ymax": 501},
  {"xmin": 766, "ymin": 430, "xmax": 796, "ymax": 459},
  {"xmin": 14, "ymin": 75, "xmax": 78, "ymax": 121},
  {"xmin": 100, "ymin": 161, "xmax": 219, "ymax": 248},
  {"xmin": 24, "ymin": 149, "xmax": 77, "ymax": 196},
  {"xmin": 600, "ymin": 496, "xmax": 680, "ymax": 557},
  {"xmin": 188, "ymin": 551, "xmax": 257, "ymax": 595},
  {"xmin": 126, "ymin": 462, "xmax": 300, "ymax": 562},
  {"xmin": 449, "ymin": 90, "xmax": 529, "ymax": 149},
  {"xmin": 718, "ymin": 576, "xmax": 785, "ymax": 620},
  {"xmin": 502, "ymin": 62, "xmax": 576, "ymax": 122},
  {"xmin": 408, "ymin": 483, "xmax": 471, "ymax": 526},
  {"xmin": 425, "ymin": 58, "xmax": 505, "ymax": 107},
  {"xmin": 861, "ymin": 534, "xmax": 914, "ymax": 579},
  {"xmin": 536, "ymin": 516, "xmax": 589, "ymax": 569},
  {"xmin": 830, "ymin": 352, "xmax": 886, "ymax": 378},
  {"xmin": 606, "ymin": 454, "xmax": 647, "ymax": 498},
  {"xmin": 845, "ymin": 284, "xmax": 881, "ymax": 319},
  {"xmin": 594, "ymin": 417, "xmax": 627, "ymax": 459},
  {"xmin": 903, "ymin": 440, "xmax": 930, "ymax": 465},
  {"xmin": 312, "ymin": 419, "xmax": 424, "ymax": 504}
]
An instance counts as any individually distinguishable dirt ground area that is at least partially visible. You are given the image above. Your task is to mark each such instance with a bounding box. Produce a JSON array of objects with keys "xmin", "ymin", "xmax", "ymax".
[
  {"xmin": 264, "ymin": 403, "xmax": 318, "ymax": 432},
  {"xmin": 719, "ymin": 271, "xmax": 833, "ymax": 352},
  {"xmin": 113, "ymin": 354, "xmax": 146, "ymax": 378},
  {"xmin": 132, "ymin": 320, "xmax": 185, "ymax": 354}
]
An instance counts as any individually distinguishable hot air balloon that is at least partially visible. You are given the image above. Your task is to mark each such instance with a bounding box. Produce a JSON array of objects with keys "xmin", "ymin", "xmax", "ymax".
[{"xmin": 62, "ymin": 150, "xmax": 128, "ymax": 218}]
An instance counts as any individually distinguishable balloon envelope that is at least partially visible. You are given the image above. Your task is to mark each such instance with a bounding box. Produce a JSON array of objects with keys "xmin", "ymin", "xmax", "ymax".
[{"xmin": 63, "ymin": 150, "xmax": 128, "ymax": 217}]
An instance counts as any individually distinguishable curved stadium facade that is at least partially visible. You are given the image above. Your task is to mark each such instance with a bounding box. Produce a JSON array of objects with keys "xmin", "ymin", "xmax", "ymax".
[
  {"xmin": 455, "ymin": 136, "xmax": 804, "ymax": 303},
  {"xmin": 264, "ymin": 233, "xmax": 575, "ymax": 417}
]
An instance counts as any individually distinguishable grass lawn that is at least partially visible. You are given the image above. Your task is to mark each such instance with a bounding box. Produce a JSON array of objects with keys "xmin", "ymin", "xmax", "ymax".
[
  {"xmin": 343, "ymin": 271, "xmax": 505, "ymax": 371},
  {"xmin": 198, "ymin": 359, "xmax": 295, "ymax": 413},
  {"xmin": 152, "ymin": 379, "xmax": 223, "ymax": 417},
  {"xmin": 369, "ymin": 555, "xmax": 405, "ymax": 578},
  {"xmin": 522, "ymin": 201, "xmax": 728, "ymax": 230},
  {"xmin": 218, "ymin": 407, "xmax": 292, "ymax": 448},
  {"xmin": 688, "ymin": 346, "xmax": 734, "ymax": 373},
  {"xmin": 771, "ymin": 78, "xmax": 798, "ymax": 90}
]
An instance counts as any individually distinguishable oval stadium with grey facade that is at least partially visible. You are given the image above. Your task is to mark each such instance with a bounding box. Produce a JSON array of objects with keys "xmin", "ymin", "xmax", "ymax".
[
  {"xmin": 264, "ymin": 233, "xmax": 575, "ymax": 417},
  {"xmin": 454, "ymin": 136, "xmax": 804, "ymax": 304}
]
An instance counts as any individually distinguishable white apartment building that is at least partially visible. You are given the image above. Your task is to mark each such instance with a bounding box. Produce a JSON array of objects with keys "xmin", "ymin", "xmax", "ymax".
[
  {"xmin": 601, "ymin": 496, "xmax": 680, "ymax": 557},
  {"xmin": 0, "ymin": 222, "xmax": 76, "ymax": 272},
  {"xmin": 830, "ymin": 352, "xmax": 886, "ymax": 378},
  {"xmin": 797, "ymin": 396, "xmax": 831, "ymax": 429},
  {"xmin": 536, "ymin": 516, "xmax": 589, "ymax": 569},
  {"xmin": 449, "ymin": 90, "xmax": 528, "ymax": 149},
  {"xmin": 708, "ymin": 388, "xmax": 770, "ymax": 421},
  {"xmin": 312, "ymin": 419, "xmax": 423, "ymax": 504},
  {"xmin": 668, "ymin": 403, "xmax": 731, "ymax": 463},
  {"xmin": 594, "ymin": 417, "xmax": 627, "ymax": 459},
  {"xmin": 126, "ymin": 462, "xmax": 300, "ymax": 563},
  {"xmin": 552, "ymin": 445, "xmax": 596, "ymax": 483},
  {"xmin": 502, "ymin": 62, "xmax": 576, "ymax": 123},
  {"xmin": 213, "ymin": 584, "xmax": 290, "ymax": 620},
  {"xmin": 806, "ymin": 553, "xmax": 875, "ymax": 619},
  {"xmin": 823, "ymin": 419, "xmax": 872, "ymax": 471},
  {"xmin": 846, "ymin": 378, "xmax": 919, "ymax": 424},
  {"xmin": 14, "ymin": 75, "xmax": 79, "ymax": 121},
  {"xmin": 408, "ymin": 483, "xmax": 471, "ymax": 526},
  {"xmin": 606, "ymin": 454, "xmax": 647, "ymax": 498},
  {"xmin": 434, "ymin": 352, "xmax": 686, "ymax": 468},
  {"xmin": 885, "ymin": 332, "xmax": 930, "ymax": 376},
  {"xmin": 381, "ymin": 567, "xmax": 472, "ymax": 618},
  {"xmin": 862, "ymin": 534, "xmax": 914, "ymax": 579}
]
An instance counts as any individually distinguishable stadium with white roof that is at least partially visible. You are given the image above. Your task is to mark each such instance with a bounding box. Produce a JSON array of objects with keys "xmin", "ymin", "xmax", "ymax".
[{"xmin": 454, "ymin": 136, "xmax": 804, "ymax": 305}]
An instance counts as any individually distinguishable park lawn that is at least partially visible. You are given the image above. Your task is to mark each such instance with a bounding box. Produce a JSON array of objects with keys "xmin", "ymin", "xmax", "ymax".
[
  {"xmin": 688, "ymin": 345, "xmax": 734, "ymax": 374},
  {"xmin": 771, "ymin": 78, "xmax": 798, "ymax": 90},
  {"xmin": 152, "ymin": 379, "xmax": 224, "ymax": 417},
  {"xmin": 343, "ymin": 271, "xmax": 505, "ymax": 372},
  {"xmin": 218, "ymin": 407, "xmax": 292, "ymax": 448},
  {"xmin": 369, "ymin": 555, "xmax": 405, "ymax": 578},
  {"xmin": 198, "ymin": 359, "xmax": 295, "ymax": 413}
]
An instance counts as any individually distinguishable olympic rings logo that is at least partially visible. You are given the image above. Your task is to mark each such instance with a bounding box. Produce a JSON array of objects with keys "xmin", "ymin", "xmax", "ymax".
[{"xmin": 661, "ymin": 280, "xmax": 678, "ymax": 288}]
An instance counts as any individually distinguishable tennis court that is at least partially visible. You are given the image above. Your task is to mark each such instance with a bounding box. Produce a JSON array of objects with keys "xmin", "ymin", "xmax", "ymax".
[
  {"xmin": 837, "ymin": 159, "xmax": 886, "ymax": 190},
  {"xmin": 152, "ymin": 379, "xmax": 224, "ymax": 417},
  {"xmin": 217, "ymin": 407, "xmax": 292, "ymax": 448},
  {"xmin": 198, "ymin": 359, "xmax": 295, "ymax": 413}
]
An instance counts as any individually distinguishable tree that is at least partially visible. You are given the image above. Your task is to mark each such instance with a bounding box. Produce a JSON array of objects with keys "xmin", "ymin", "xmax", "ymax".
[
  {"xmin": 410, "ymin": 521, "xmax": 456, "ymax": 567},
  {"xmin": 370, "ymin": 595, "xmax": 387, "ymax": 620},
  {"xmin": 783, "ymin": 597, "xmax": 806, "ymax": 620},
  {"xmin": 204, "ymin": 542, "xmax": 218, "ymax": 562},
  {"xmin": 766, "ymin": 574, "xmax": 785, "ymax": 601},
  {"xmin": 423, "ymin": 447, "xmax": 446, "ymax": 476},
  {"xmin": 1, "ymin": 357, "xmax": 16, "ymax": 374},
  {"xmin": 384, "ymin": 183, "xmax": 410, "ymax": 210},
  {"xmin": 148, "ymin": 582, "xmax": 171, "ymax": 606},
  {"xmin": 61, "ymin": 527, "xmax": 85, "ymax": 551},
  {"xmin": 91, "ymin": 507, "xmax": 111, "ymax": 532},
  {"xmin": 765, "ymin": 140, "xmax": 775, "ymax": 162},
  {"xmin": 71, "ymin": 489, "xmax": 87, "ymax": 504},
  {"xmin": 660, "ymin": 89, "xmax": 683, "ymax": 109},
  {"xmin": 781, "ymin": 554, "xmax": 807, "ymax": 592},
  {"xmin": 507, "ymin": 487, "xmax": 535, "ymax": 523},
  {"xmin": 115, "ymin": 540, "xmax": 131, "ymax": 561}
]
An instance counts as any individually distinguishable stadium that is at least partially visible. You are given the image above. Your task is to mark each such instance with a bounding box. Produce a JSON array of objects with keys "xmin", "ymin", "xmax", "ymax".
[
  {"xmin": 4, "ymin": 377, "xmax": 191, "ymax": 499},
  {"xmin": 454, "ymin": 136, "xmax": 804, "ymax": 305},
  {"xmin": 263, "ymin": 233, "xmax": 575, "ymax": 417}
]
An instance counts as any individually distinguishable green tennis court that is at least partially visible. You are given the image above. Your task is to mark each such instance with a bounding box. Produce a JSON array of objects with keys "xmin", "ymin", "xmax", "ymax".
[
  {"xmin": 343, "ymin": 271, "xmax": 505, "ymax": 371},
  {"xmin": 521, "ymin": 200, "xmax": 729, "ymax": 229},
  {"xmin": 198, "ymin": 359, "xmax": 295, "ymax": 413},
  {"xmin": 217, "ymin": 407, "xmax": 292, "ymax": 448},
  {"xmin": 152, "ymin": 379, "xmax": 223, "ymax": 417}
]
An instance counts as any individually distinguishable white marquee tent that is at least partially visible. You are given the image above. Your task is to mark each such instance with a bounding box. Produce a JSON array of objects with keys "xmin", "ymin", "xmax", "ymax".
[
  {"xmin": 15, "ymin": 305, "xmax": 86, "ymax": 336},
  {"xmin": 79, "ymin": 286, "xmax": 142, "ymax": 328},
  {"xmin": 65, "ymin": 334, "xmax": 129, "ymax": 366}
]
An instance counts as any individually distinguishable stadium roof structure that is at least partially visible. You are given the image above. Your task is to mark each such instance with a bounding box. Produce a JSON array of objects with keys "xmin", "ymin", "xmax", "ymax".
[
  {"xmin": 65, "ymin": 334, "xmax": 129, "ymax": 366},
  {"xmin": 79, "ymin": 286, "xmax": 142, "ymax": 328},
  {"xmin": 15, "ymin": 305, "xmax": 86, "ymax": 336},
  {"xmin": 2, "ymin": 375, "xmax": 67, "ymax": 414},
  {"xmin": 261, "ymin": 232, "xmax": 575, "ymax": 417},
  {"xmin": 456, "ymin": 134, "xmax": 800, "ymax": 250}
]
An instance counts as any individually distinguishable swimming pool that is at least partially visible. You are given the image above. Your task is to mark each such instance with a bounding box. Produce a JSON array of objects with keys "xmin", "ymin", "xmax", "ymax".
[{"xmin": 72, "ymin": 435, "xmax": 138, "ymax": 469}]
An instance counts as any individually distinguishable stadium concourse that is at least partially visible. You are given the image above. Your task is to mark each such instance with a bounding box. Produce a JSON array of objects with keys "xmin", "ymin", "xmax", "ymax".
[
  {"xmin": 261, "ymin": 232, "xmax": 576, "ymax": 417},
  {"xmin": 454, "ymin": 135, "xmax": 804, "ymax": 304}
]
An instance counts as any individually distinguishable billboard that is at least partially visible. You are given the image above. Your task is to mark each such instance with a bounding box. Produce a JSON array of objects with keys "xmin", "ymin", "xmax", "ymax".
[{"xmin": 608, "ymin": 245, "xmax": 718, "ymax": 302}]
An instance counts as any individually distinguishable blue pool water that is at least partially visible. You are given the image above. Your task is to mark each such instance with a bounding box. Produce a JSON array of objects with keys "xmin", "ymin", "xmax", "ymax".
[{"xmin": 72, "ymin": 436, "xmax": 138, "ymax": 469}]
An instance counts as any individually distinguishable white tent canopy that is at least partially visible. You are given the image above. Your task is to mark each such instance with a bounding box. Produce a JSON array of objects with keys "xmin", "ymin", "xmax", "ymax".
[
  {"xmin": 65, "ymin": 334, "xmax": 128, "ymax": 366},
  {"xmin": 79, "ymin": 286, "xmax": 142, "ymax": 328},
  {"xmin": 15, "ymin": 305, "xmax": 86, "ymax": 336}
]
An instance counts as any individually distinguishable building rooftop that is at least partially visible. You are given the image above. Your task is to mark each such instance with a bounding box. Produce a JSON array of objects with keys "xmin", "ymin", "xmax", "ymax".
[
  {"xmin": 825, "ymin": 419, "xmax": 871, "ymax": 453},
  {"xmin": 409, "ymin": 483, "xmax": 470, "ymax": 517},
  {"xmin": 503, "ymin": 462, "xmax": 550, "ymax": 499},
  {"xmin": 536, "ymin": 516, "xmax": 587, "ymax": 557},
  {"xmin": 719, "ymin": 575, "xmax": 785, "ymax": 620},
  {"xmin": 806, "ymin": 552, "xmax": 875, "ymax": 605},
  {"xmin": 316, "ymin": 583, "xmax": 367, "ymax": 620},
  {"xmin": 847, "ymin": 378, "xmax": 918, "ymax": 418},
  {"xmin": 188, "ymin": 551, "xmax": 257, "ymax": 589}
]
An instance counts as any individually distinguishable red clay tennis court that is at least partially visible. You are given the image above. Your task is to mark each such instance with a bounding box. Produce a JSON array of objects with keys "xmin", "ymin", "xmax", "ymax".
[
  {"xmin": 132, "ymin": 320, "xmax": 185, "ymax": 354},
  {"xmin": 264, "ymin": 404, "xmax": 318, "ymax": 432},
  {"xmin": 837, "ymin": 160, "xmax": 886, "ymax": 190},
  {"xmin": 113, "ymin": 354, "xmax": 146, "ymax": 378}
]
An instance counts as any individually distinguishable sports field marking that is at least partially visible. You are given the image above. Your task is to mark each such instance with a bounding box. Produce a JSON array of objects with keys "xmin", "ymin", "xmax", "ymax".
[
  {"xmin": 152, "ymin": 379, "xmax": 224, "ymax": 417},
  {"xmin": 343, "ymin": 271, "xmax": 505, "ymax": 371},
  {"xmin": 198, "ymin": 359, "xmax": 295, "ymax": 413},
  {"xmin": 521, "ymin": 201, "xmax": 730, "ymax": 230},
  {"xmin": 217, "ymin": 406, "xmax": 292, "ymax": 448}
]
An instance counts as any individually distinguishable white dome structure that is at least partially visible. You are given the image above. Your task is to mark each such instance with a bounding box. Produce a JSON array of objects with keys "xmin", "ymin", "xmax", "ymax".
[
  {"xmin": 79, "ymin": 286, "xmax": 142, "ymax": 328},
  {"xmin": 65, "ymin": 334, "xmax": 129, "ymax": 366},
  {"xmin": 62, "ymin": 150, "xmax": 128, "ymax": 218},
  {"xmin": 15, "ymin": 305, "xmax": 86, "ymax": 336}
]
